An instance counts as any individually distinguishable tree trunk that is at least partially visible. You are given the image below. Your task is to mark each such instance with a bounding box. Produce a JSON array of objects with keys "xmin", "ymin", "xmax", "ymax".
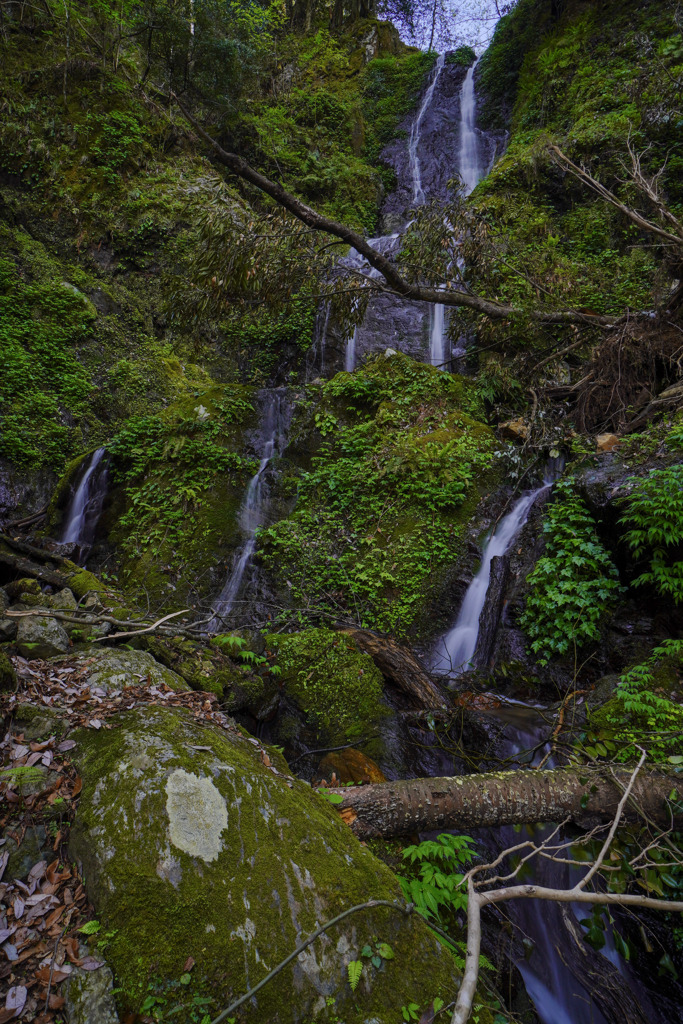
[
  {"xmin": 332, "ymin": 766, "xmax": 682, "ymax": 838},
  {"xmin": 339, "ymin": 627, "xmax": 447, "ymax": 710}
]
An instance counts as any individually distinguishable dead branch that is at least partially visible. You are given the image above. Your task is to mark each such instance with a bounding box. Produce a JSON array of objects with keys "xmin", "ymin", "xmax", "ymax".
[{"xmin": 169, "ymin": 95, "xmax": 615, "ymax": 328}]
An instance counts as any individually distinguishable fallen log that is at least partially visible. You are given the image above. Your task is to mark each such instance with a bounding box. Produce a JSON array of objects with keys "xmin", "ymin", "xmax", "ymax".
[
  {"xmin": 339, "ymin": 627, "xmax": 447, "ymax": 711},
  {"xmin": 0, "ymin": 545, "xmax": 71, "ymax": 591},
  {"xmin": 331, "ymin": 766, "xmax": 682, "ymax": 839}
]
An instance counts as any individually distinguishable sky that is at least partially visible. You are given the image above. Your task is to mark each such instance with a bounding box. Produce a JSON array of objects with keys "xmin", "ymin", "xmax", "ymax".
[{"xmin": 400, "ymin": 0, "xmax": 505, "ymax": 53}]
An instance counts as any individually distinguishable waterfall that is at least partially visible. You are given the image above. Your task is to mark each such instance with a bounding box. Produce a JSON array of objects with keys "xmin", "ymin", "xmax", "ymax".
[
  {"xmin": 408, "ymin": 53, "xmax": 445, "ymax": 206},
  {"xmin": 432, "ymin": 483, "xmax": 550, "ymax": 674},
  {"xmin": 210, "ymin": 391, "xmax": 288, "ymax": 629},
  {"xmin": 59, "ymin": 447, "xmax": 109, "ymax": 560},
  {"xmin": 458, "ymin": 60, "xmax": 483, "ymax": 197},
  {"xmin": 427, "ymin": 57, "xmax": 484, "ymax": 370},
  {"xmin": 429, "ymin": 303, "xmax": 445, "ymax": 367},
  {"xmin": 345, "ymin": 329, "xmax": 357, "ymax": 372}
]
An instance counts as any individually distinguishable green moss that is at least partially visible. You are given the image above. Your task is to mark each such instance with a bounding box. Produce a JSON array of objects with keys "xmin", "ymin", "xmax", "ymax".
[
  {"xmin": 0, "ymin": 651, "xmax": 17, "ymax": 692},
  {"xmin": 70, "ymin": 706, "xmax": 458, "ymax": 1022},
  {"xmin": 469, "ymin": 0, "xmax": 681, "ymax": 334},
  {"xmin": 266, "ymin": 627, "xmax": 386, "ymax": 742},
  {"xmin": 103, "ymin": 384, "xmax": 256, "ymax": 606},
  {"xmin": 66, "ymin": 569, "xmax": 111, "ymax": 599},
  {"xmin": 260, "ymin": 355, "xmax": 498, "ymax": 638}
]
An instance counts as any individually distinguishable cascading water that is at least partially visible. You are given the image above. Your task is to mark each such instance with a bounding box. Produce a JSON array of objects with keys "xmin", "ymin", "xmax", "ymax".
[
  {"xmin": 429, "ymin": 303, "xmax": 445, "ymax": 367},
  {"xmin": 432, "ymin": 482, "xmax": 550, "ymax": 674},
  {"xmin": 483, "ymin": 704, "xmax": 660, "ymax": 1024},
  {"xmin": 59, "ymin": 447, "xmax": 109, "ymax": 561},
  {"xmin": 458, "ymin": 60, "xmax": 482, "ymax": 197},
  {"xmin": 408, "ymin": 53, "xmax": 445, "ymax": 205},
  {"xmin": 345, "ymin": 328, "xmax": 357, "ymax": 372},
  {"xmin": 424, "ymin": 57, "xmax": 485, "ymax": 369},
  {"xmin": 210, "ymin": 391, "xmax": 289, "ymax": 629}
]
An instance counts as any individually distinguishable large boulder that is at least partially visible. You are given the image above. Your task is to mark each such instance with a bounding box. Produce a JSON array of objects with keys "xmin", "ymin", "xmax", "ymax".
[
  {"xmin": 16, "ymin": 614, "xmax": 69, "ymax": 658},
  {"xmin": 65, "ymin": 646, "xmax": 190, "ymax": 692},
  {"xmin": 69, "ymin": 707, "xmax": 457, "ymax": 1022}
]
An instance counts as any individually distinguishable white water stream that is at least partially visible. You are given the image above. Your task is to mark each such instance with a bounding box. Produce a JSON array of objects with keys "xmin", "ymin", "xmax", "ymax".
[
  {"xmin": 210, "ymin": 391, "xmax": 289, "ymax": 628},
  {"xmin": 59, "ymin": 446, "xmax": 109, "ymax": 558},
  {"xmin": 408, "ymin": 53, "xmax": 445, "ymax": 205},
  {"xmin": 432, "ymin": 484, "xmax": 550, "ymax": 674}
]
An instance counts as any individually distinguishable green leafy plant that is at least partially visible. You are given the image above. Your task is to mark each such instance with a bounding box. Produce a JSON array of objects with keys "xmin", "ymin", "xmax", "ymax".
[
  {"xmin": 399, "ymin": 833, "xmax": 476, "ymax": 927},
  {"xmin": 520, "ymin": 483, "xmax": 622, "ymax": 664},
  {"xmin": 620, "ymin": 464, "xmax": 683, "ymax": 603},
  {"xmin": 347, "ymin": 959, "xmax": 363, "ymax": 991}
]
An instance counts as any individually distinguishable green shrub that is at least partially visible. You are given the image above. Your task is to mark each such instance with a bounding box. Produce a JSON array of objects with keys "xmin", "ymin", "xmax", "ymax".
[{"xmin": 520, "ymin": 484, "xmax": 622, "ymax": 663}]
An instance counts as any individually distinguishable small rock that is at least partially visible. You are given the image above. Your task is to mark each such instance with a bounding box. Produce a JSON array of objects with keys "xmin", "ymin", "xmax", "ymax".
[
  {"xmin": 83, "ymin": 593, "xmax": 103, "ymax": 612},
  {"xmin": 596, "ymin": 432, "xmax": 621, "ymax": 452},
  {"xmin": 13, "ymin": 703, "xmax": 67, "ymax": 742},
  {"xmin": 384, "ymin": 347, "xmax": 398, "ymax": 358},
  {"xmin": 3, "ymin": 824, "xmax": 49, "ymax": 883},
  {"xmin": 0, "ymin": 587, "xmax": 9, "ymax": 614},
  {"xmin": 16, "ymin": 615, "xmax": 69, "ymax": 659},
  {"xmin": 46, "ymin": 588, "xmax": 78, "ymax": 611},
  {"xmin": 0, "ymin": 617, "xmax": 18, "ymax": 641},
  {"xmin": 499, "ymin": 418, "xmax": 529, "ymax": 442},
  {"xmin": 317, "ymin": 749, "xmax": 386, "ymax": 785},
  {"xmin": 63, "ymin": 959, "xmax": 119, "ymax": 1024},
  {"xmin": 5, "ymin": 578, "xmax": 41, "ymax": 601}
]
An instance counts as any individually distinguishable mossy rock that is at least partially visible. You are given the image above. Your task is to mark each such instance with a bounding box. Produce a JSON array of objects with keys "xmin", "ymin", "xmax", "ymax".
[
  {"xmin": 62, "ymin": 646, "xmax": 190, "ymax": 693},
  {"xmin": 0, "ymin": 651, "xmax": 17, "ymax": 692},
  {"xmin": 11, "ymin": 702, "xmax": 68, "ymax": 741},
  {"xmin": 65, "ymin": 568, "xmax": 111, "ymax": 600},
  {"xmin": 140, "ymin": 635, "xmax": 256, "ymax": 701},
  {"xmin": 266, "ymin": 628, "xmax": 387, "ymax": 745},
  {"xmin": 69, "ymin": 706, "xmax": 458, "ymax": 1022}
]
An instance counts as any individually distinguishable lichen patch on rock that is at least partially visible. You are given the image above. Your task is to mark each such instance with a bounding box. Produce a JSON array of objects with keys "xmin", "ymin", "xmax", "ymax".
[{"xmin": 165, "ymin": 768, "xmax": 228, "ymax": 863}]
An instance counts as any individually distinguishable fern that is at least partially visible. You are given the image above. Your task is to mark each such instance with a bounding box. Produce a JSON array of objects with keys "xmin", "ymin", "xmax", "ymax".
[
  {"xmin": 608, "ymin": 639, "xmax": 683, "ymax": 762},
  {"xmin": 1, "ymin": 765, "xmax": 46, "ymax": 790},
  {"xmin": 620, "ymin": 464, "xmax": 683, "ymax": 604},
  {"xmin": 398, "ymin": 833, "xmax": 476, "ymax": 927},
  {"xmin": 520, "ymin": 483, "xmax": 622, "ymax": 664},
  {"xmin": 347, "ymin": 959, "xmax": 363, "ymax": 991}
]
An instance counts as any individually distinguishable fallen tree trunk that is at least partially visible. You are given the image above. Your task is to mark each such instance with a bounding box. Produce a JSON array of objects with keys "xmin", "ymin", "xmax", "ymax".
[
  {"xmin": 0, "ymin": 545, "xmax": 71, "ymax": 591},
  {"xmin": 339, "ymin": 627, "xmax": 447, "ymax": 710},
  {"xmin": 332, "ymin": 766, "xmax": 682, "ymax": 838}
]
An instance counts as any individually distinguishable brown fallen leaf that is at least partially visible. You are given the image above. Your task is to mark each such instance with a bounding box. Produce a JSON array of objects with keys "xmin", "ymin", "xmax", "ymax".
[
  {"xmin": 70, "ymin": 778, "xmax": 82, "ymax": 799},
  {"xmin": 183, "ymin": 956, "xmax": 195, "ymax": 972}
]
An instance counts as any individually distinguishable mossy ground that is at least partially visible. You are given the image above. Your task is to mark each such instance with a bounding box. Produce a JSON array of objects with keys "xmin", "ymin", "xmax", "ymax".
[{"xmin": 467, "ymin": 0, "xmax": 683, "ymax": 352}]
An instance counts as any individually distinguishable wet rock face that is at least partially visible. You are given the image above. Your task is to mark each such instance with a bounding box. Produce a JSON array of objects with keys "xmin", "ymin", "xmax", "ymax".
[
  {"xmin": 0, "ymin": 458, "xmax": 56, "ymax": 525},
  {"xmin": 69, "ymin": 706, "xmax": 456, "ymax": 1022},
  {"xmin": 380, "ymin": 58, "xmax": 505, "ymax": 227}
]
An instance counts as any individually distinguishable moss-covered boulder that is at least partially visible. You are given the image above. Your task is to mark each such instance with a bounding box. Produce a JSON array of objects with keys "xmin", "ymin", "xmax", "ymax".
[
  {"xmin": 69, "ymin": 706, "xmax": 456, "ymax": 1022},
  {"xmin": 266, "ymin": 628, "xmax": 387, "ymax": 745},
  {"xmin": 63, "ymin": 646, "xmax": 190, "ymax": 693},
  {"xmin": 140, "ymin": 635, "xmax": 276, "ymax": 710}
]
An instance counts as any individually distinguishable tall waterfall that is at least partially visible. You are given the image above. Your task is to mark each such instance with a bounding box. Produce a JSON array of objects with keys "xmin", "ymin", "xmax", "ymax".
[
  {"xmin": 408, "ymin": 53, "xmax": 445, "ymax": 205},
  {"xmin": 59, "ymin": 447, "xmax": 109, "ymax": 560},
  {"xmin": 428, "ymin": 57, "xmax": 485, "ymax": 367},
  {"xmin": 210, "ymin": 391, "xmax": 289, "ymax": 629},
  {"xmin": 458, "ymin": 60, "xmax": 482, "ymax": 197}
]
